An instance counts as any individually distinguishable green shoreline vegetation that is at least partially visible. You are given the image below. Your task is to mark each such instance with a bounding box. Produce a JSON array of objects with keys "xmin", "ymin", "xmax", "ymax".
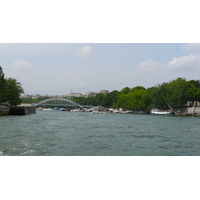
[
  {"xmin": 0, "ymin": 66, "xmax": 24, "ymax": 107},
  {"xmin": 71, "ymin": 78, "xmax": 200, "ymax": 111},
  {"xmin": 23, "ymin": 77, "xmax": 200, "ymax": 111}
]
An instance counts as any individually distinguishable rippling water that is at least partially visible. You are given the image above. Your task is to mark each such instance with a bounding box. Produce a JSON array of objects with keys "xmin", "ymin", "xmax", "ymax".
[{"xmin": 1, "ymin": 111, "xmax": 200, "ymax": 156}]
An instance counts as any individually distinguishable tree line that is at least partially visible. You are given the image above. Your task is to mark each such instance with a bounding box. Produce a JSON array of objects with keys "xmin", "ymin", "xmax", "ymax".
[
  {"xmin": 0, "ymin": 66, "xmax": 24, "ymax": 107},
  {"xmin": 72, "ymin": 78, "xmax": 200, "ymax": 111}
]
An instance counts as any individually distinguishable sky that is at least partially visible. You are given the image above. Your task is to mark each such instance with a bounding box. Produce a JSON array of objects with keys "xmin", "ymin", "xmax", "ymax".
[{"xmin": 1, "ymin": 43, "xmax": 200, "ymax": 95}]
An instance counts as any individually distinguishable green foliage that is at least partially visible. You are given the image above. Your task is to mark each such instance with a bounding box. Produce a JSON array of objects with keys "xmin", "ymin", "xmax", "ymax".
[
  {"xmin": 120, "ymin": 87, "xmax": 130, "ymax": 94},
  {"xmin": 71, "ymin": 90, "xmax": 121, "ymax": 108},
  {"xmin": 186, "ymin": 82, "xmax": 200, "ymax": 106},
  {"xmin": 130, "ymin": 86, "xmax": 146, "ymax": 93},
  {"xmin": 71, "ymin": 78, "xmax": 200, "ymax": 110},
  {"xmin": 188, "ymin": 80, "xmax": 200, "ymax": 89},
  {"xmin": 103, "ymin": 90, "xmax": 119, "ymax": 107},
  {"xmin": 21, "ymin": 97, "xmax": 49, "ymax": 104},
  {"xmin": 167, "ymin": 78, "xmax": 189, "ymax": 109},
  {"xmin": 116, "ymin": 93, "xmax": 127, "ymax": 109},
  {"xmin": 5, "ymin": 78, "xmax": 24, "ymax": 106},
  {"xmin": 116, "ymin": 89, "xmax": 150, "ymax": 110},
  {"xmin": 0, "ymin": 66, "xmax": 6, "ymax": 103},
  {"xmin": 128, "ymin": 90, "xmax": 150, "ymax": 111},
  {"xmin": 149, "ymin": 83, "xmax": 170, "ymax": 109},
  {"xmin": 0, "ymin": 66, "xmax": 24, "ymax": 106}
]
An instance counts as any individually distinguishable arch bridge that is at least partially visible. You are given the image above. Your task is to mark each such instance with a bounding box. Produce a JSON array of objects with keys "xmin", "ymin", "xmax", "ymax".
[{"xmin": 34, "ymin": 98, "xmax": 85, "ymax": 111}]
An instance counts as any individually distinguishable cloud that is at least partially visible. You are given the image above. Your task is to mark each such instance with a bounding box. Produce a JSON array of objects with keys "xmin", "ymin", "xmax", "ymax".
[
  {"xmin": 166, "ymin": 54, "xmax": 200, "ymax": 71},
  {"xmin": 12, "ymin": 59, "xmax": 31, "ymax": 70},
  {"xmin": 181, "ymin": 43, "xmax": 200, "ymax": 52},
  {"xmin": 137, "ymin": 58, "xmax": 160, "ymax": 72},
  {"xmin": 75, "ymin": 46, "xmax": 92, "ymax": 57}
]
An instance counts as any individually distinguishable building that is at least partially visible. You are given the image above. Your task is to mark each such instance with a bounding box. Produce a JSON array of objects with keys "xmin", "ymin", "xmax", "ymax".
[
  {"xmin": 68, "ymin": 92, "xmax": 83, "ymax": 98},
  {"xmin": 32, "ymin": 94, "xmax": 41, "ymax": 99},
  {"xmin": 100, "ymin": 90, "xmax": 109, "ymax": 94},
  {"xmin": 23, "ymin": 94, "xmax": 32, "ymax": 98},
  {"xmin": 84, "ymin": 91, "xmax": 99, "ymax": 97}
]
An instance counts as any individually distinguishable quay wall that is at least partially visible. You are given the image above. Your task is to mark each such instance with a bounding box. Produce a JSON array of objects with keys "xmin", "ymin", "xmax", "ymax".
[
  {"xmin": 9, "ymin": 106, "xmax": 36, "ymax": 115},
  {"xmin": 179, "ymin": 107, "xmax": 200, "ymax": 116}
]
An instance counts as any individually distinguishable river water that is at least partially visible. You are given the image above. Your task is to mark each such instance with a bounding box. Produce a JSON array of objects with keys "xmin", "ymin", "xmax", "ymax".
[{"xmin": 1, "ymin": 111, "xmax": 200, "ymax": 156}]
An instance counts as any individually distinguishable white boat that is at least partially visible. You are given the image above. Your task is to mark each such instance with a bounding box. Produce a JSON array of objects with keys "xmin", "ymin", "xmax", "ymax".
[
  {"xmin": 42, "ymin": 108, "xmax": 52, "ymax": 111},
  {"xmin": 121, "ymin": 110, "xmax": 133, "ymax": 114},
  {"xmin": 91, "ymin": 107, "xmax": 104, "ymax": 114},
  {"xmin": 151, "ymin": 110, "xmax": 174, "ymax": 115},
  {"xmin": 91, "ymin": 110, "xmax": 103, "ymax": 114},
  {"xmin": 70, "ymin": 108, "xmax": 81, "ymax": 112},
  {"xmin": 84, "ymin": 108, "xmax": 93, "ymax": 112},
  {"xmin": 112, "ymin": 109, "xmax": 119, "ymax": 113}
]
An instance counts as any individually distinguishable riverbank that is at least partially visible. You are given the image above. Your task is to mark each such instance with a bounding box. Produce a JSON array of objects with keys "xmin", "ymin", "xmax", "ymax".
[
  {"xmin": 2, "ymin": 105, "xmax": 200, "ymax": 116},
  {"xmin": 175, "ymin": 106, "xmax": 200, "ymax": 116},
  {"xmin": 0, "ymin": 106, "xmax": 36, "ymax": 116},
  {"xmin": 0, "ymin": 106, "xmax": 9, "ymax": 115}
]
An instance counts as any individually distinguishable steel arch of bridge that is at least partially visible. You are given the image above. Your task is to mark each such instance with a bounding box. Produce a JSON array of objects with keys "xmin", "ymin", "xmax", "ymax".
[{"xmin": 34, "ymin": 98, "xmax": 85, "ymax": 110}]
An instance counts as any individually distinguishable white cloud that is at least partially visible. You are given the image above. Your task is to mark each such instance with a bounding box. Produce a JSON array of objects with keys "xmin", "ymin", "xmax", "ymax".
[
  {"xmin": 167, "ymin": 54, "xmax": 200, "ymax": 71},
  {"xmin": 137, "ymin": 58, "xmax": 160, "ymax": 72},
  {"xmin": 75, "ymin": 46, "xmax": 92, "ymax": 57},
  {"xmin": 181, "ymin": 43, "xmax": 200, "ymax": 52},
  {"xmin": 12, "ymin": 59, "xmax": 31, "ymax": 70}
]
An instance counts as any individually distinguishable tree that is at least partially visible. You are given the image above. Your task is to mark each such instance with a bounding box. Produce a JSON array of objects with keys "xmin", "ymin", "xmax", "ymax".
[
  {"xmin": 0, "ymin": 66, "xmax": 6, "ymax": 103},
  {"xmin": 186, "ymin": 83, "xmax": 200, "ymax": 106},
  {"xmin": 94, "ymin": 93, "xmax": 106, "ymax": 106},
  {"xmin": 125, "ymin": 89, "xmax": 150, "ymax": 111},
  {"xmin": 120, "ymin": 87, "xmax": 130, "ymax": 94},
  {"xmin": 5, "ymin": 78, "xmax": 24, "ymax": 107},
  {"xmin": 188, "ymin": 80, "xmax": 200, "ymax": 89},
  {"xmin": 116, "ymin": 93, "xmax": 127, "ymax": 109},
  {"xmin": 167, "ymin": 78, "xmax": 189, "ymax": 109},
  {"xmin": 148, "ymin": 83, "xmax": 169, "ymax": 109},
  {"xmin": 130, "ymin": 86, "xmax": 146, "ymax": 93},
  {"xmin": 104, "ymin": 90, "xmax": 119, "ymax": 108}
]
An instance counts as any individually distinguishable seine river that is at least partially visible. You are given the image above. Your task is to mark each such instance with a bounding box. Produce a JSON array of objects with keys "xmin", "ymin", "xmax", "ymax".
[{"xmin": 1, "ymin": 110, "xmax": 200, "ymax": 156}]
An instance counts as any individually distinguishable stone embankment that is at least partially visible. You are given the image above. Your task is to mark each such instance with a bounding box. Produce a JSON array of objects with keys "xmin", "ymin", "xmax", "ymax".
[
  {"xmin": 9, "ymin": 106, "xmax": 36, "ymax": 115},
  {"xmin": 179, "ymin": 106, "xmax": 200, "ymax": 116},
  {"xmin": 0, "ymin": 106, "xmax": 36, "ymax": 116}
]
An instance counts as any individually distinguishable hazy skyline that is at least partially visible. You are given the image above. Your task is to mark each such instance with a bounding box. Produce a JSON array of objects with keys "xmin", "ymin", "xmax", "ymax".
[{"xmin": 1, "ymin": 43, "xmax": 200, "ymax": 95}]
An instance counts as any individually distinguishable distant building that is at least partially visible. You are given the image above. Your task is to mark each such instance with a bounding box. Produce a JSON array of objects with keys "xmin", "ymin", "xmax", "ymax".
[
  {"xmin": 32, "ymin": 94, "xmax": 40, "ymax": 99},
  {"xmin": 23, "ymin": 94, "xmax": 32, "ymax": 98},
  {"xmin": 84, "ymin": 91, "xmax": 99, "ymax": 97},
  {"xmin": 68, "ymin": 92, "xmax": 83, "ymax": 98},
  {"xmin": 100, "ymin": 90, "xmax": 109, "ymax": 94}
]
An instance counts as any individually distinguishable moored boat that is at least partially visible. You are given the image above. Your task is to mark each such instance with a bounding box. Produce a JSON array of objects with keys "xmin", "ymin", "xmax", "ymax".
[
  {"xmin": 42, "ymin": 108, "xmax": 53, "ymax": 111},
  {"xmin": 112, "ymin": 109, "xmax": 120, "ymax": 113},
  {"xmin": 91, "ymin": 106, "xmax": 104, "ymax": 114},
  {"xmin": 0, "ymin": 105, "xmax": 9, "ymax": 115},
  {"xmin": 121, "ymin": 110, "xmax": 133, "ymax": 114},
  {"xmin": 53, "ymin": 107, "xmax": 65, "ymax": 111},
  {"xmin": 151, "ymin": 110, "xmax": 174, "ymax": 115}
]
